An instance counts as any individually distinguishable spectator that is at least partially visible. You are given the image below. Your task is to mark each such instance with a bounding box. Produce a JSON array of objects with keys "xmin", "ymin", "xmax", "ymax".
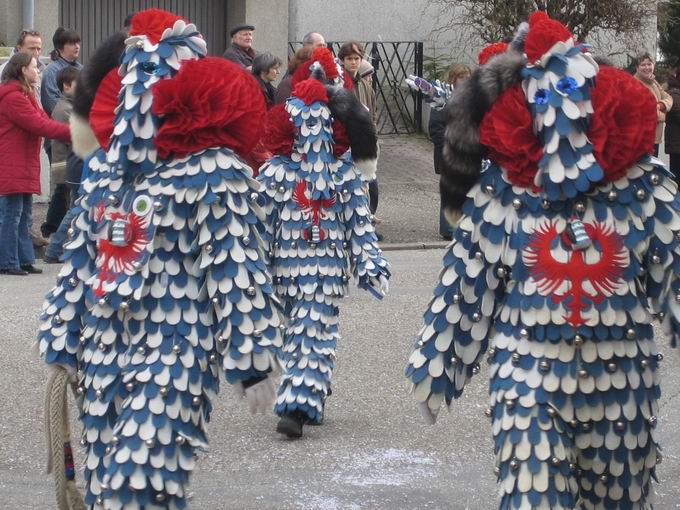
[
  {"xmin": 302, "ymin": 31, "xmax": 327, "ymax": 50},
  {"xmin": 0, "ymin": 29, "xmax": 45, "ymax": 248},
  {"xmin": 339, "ymin": 42, "xmax": 377, "ymax": 122},
  {"xmin": 339, "ymin": 41, "xmax": 381, "ymax": 237},
  {"xmin": 275, "ymin": 46, "xmax": 313, "ymax": 104},
  {"xmin": 41, "ymin": 66, "xmax": 79, "ymax": 240},
  {"xmin": 252, "ymin": 52, "xmax": 282, "ymax": 108},
  {"xmin": 634, "ymin": 52, "xmax": 673, "ymax": 157},
  {"xmin": 0, "ymin": 53, "xmax": 70, "ymax": 275},
  {"xmin": 0, "ymin": 29, "xmax": 44, "ymax": 93},
  {"xmin": 429, "ymin": 63, "xmax": 471, "ymax": 240},
  {"xmin": 41, "ymin": 27, "xmax": 82, "ymax": 116},
  {"xmin": 223, "ymin": 24, "xmax": 256, "ymax": 70},
  {"xmin": 665, "ymin": 66, "xmax": 680, "ymax": 181}
]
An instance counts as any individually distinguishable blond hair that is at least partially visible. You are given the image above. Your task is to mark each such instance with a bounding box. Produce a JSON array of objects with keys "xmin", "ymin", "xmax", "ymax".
[{"xmin": 447, "ymin": 63, "xmax": 472, "ymax": 87}]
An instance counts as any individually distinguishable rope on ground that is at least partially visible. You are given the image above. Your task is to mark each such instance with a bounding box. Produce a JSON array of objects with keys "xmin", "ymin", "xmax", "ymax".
[{"xmin": 45, "ymin": 367, "xmax": 86, "ymax": 510}]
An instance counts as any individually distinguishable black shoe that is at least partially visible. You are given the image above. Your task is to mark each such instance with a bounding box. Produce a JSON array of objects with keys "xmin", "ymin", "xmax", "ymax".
[
  {"xmin": 376, "ymin": 232, "xmax": 384, "ymax": 242},
  {"xmin": 43, "ymin": 256, "xmax": 60, "ymax": 264},
  {"xmin": 441, "ymin": 234, "xmax": 453, "ymax": 241},
  {"xmin": 0, "ymin": 268, "xmax": 29, "ymax": 276},
  {"xmin": 276, "ymin": 413, "xmax": 304, "ymax": 438},
  {"xmin": 21, "ymin": 264, "xmax": 43, "ymax": 274}
]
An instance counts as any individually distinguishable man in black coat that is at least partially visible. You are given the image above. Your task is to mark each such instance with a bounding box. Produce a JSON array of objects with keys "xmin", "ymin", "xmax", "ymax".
[
  {"xmin": 223, "ymin": 24, "xmax": 256, "ymax": 70},
  {"xmin": 428, "ymin": 107, "xmax": 455, "ymax": 240}
]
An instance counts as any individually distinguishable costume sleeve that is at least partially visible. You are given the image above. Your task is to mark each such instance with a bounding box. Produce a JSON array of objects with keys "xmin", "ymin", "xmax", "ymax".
[
  {"xmin": 200, "ymin": 152, "xmax": 283, "ymax": 383},
  {"xmin": 405, "ymin": 177, "xmax": 506, "ymax": 414},
  {"xmin": 644, "ymin": 162, "xmax": 680, "ymax": 348},
  {"xmin": 256, "ymin": 157, "xmax": 290, "ymax": 271},
  {"xmin": 38, "ymin": 154, "xmax": 101, "ymax": 373},
  {"xmin": 5, "ymin": 91, "xmax": 71, "ymax": 142},
  {"xmin": 341, "ymin": 166, "xmax": 390, "ymax": 299}
]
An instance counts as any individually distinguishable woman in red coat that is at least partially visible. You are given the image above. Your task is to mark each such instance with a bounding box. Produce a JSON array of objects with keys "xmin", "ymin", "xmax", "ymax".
[{"xmin": 0, "ymin": 53, "xmax": 70, "ymax": 275}]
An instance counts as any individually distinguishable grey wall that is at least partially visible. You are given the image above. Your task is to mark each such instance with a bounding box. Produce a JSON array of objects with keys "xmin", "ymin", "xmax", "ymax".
[
  {"xmin": 0, "ymin": 0, "xmax": 21, "ymax": 47},
  {"xmin": 288, "ymin": 0, "xmax": 468, "ymax": 63},
  {"xmin": 0, "ymin": 0, "xmax": 60, "ymax": 58},
  {"xmin": 288, "ymin": 0, "xmax": 658, "ymax": 68}
]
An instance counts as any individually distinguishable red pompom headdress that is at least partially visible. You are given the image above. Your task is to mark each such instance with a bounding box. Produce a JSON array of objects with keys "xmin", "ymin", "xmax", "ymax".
[
  {"xmin": 291, "ymin": 47, "xmax": 353, "ymax": 91},
  {"xmin": 129, "ymin": 9, "xmax": 186, "ymax": 44},
  {"xmin": 524, "ymin": 11, "xmax": 573, "ymax": 63},
  {"xmin": 292, "ymin": 79, "xmax": 329, "ymax": 106}
]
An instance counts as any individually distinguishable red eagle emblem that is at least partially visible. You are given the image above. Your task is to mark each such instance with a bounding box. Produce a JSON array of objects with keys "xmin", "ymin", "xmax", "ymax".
[
  {"xmin": 94, "ymin": 208, "xmax": 152, "ymax": 297},
  {"xmin": 292, "ymin": 180, "xmax": 336, "ymax": 240},
  {"xmin": 522, "ymin": 220, "xmax": 627, "ymax": 327}
]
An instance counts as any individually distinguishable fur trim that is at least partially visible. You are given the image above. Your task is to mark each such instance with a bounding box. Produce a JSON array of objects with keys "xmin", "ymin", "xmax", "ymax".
[
  {"xmin": 326, "ymin": 86, "xmax": 378, "ymax": 165},
  {"xmin": 70, "ymin": 112, "xmax": 100, "ymax": 158},
  {"xmin": 443, "ymin": 207, "xmax": 462, "ymax": 229},
  {"xmin": 355, "ymin": 143, "xmax": 379, "ymax": 181},
  {"xmin": 440, "ymin": 49, "xmax": 525, "ymax": 216},
  {"xmin": 510, "ymin": 22, "xmax": 530, "ymax": 53},
  {"xmin": 355, "ymin": 158, "xmax": 378, "ymax": 181}
]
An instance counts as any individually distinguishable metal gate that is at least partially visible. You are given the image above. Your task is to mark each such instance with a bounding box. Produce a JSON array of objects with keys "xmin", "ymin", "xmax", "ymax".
[
  {"xmin": 289, "ymin": 41, "xmax": 424, "ymax": 135},
  {"xmin": 59, "ymin": 0, "xmax": 228, "ymax": 63}
]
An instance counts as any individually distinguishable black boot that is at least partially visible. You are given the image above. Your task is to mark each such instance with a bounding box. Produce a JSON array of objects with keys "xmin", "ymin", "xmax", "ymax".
[{"xmin": 276, "ymin": 412, "xmax": 304, "ymax": 438}]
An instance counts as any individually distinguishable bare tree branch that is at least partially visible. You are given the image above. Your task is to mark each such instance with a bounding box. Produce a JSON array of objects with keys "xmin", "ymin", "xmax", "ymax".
[{"xmin": 428, "ymin": 0, "xmax": 657, "ymax": 47}]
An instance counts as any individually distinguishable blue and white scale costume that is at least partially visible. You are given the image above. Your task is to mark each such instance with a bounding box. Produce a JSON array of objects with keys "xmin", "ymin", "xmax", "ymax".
[
  {"xmin": 38, "ymin": 14, "xmax": 282, "ymax": 509},
  {"xmin": 258, "ymin": 88, "xmax": 390, "ymax": 425},
  {"xmin": 405, "ymin": 24, "xmax": 679, "ymax": 510}
]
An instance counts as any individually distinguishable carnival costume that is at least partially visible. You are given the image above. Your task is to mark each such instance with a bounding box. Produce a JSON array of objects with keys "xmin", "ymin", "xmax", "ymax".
[
  {"xmin": 258, "ymin": 49, "xmax": 390, "ymax": 438},
  {"xmin": 38, "ymin": 9, "xmax": 283, "ymax": 509},
  {"xmin": 405, "ymin": 12, "xmax": 678, "ymax": 509}
]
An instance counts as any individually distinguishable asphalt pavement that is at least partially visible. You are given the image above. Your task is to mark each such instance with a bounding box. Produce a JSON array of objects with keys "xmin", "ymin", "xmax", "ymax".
[
  {"xmin": 1, "ymin": 250, "xmax": 679, "ymax": 510},
  {"xmin": 5, "ymin": 136, "xmax": 680, "ymax": 509}
]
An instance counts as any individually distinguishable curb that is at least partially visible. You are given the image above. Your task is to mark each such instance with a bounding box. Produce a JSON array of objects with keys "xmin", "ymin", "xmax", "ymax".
[{"xmin": 381, "ymin": 241, "xmax": 450, "ymax": 251}]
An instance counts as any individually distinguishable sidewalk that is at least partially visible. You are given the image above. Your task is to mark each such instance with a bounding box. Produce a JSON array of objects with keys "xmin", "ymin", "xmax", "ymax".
[
  {"xmin": 373, "ymin": 134, "xmax": 443, "ymax": 246},
  {"xmin": 32, "ymin": 135, "xmax": 446, "ymax": 252}
]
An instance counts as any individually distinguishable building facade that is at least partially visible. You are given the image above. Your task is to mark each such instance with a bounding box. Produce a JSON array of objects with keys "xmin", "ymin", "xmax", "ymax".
[{"xmin": 1, "ymin": 0, "xmax": 659, "ymax": 70}]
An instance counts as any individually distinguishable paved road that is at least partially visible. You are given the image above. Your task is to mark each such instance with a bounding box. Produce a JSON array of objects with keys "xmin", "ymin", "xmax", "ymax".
[{"xmin": 1, "ymin": 250, "xmax": 679, "ymax": 509}]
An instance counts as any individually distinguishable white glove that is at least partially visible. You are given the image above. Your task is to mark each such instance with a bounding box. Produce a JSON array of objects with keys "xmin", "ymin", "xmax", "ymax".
[
  {"xmin": 379, "ymin": 275, "xmax": 389, "ymax": 296},
  {"xmin": 418, "ymin": 401, "xmax": 439, "ymax": 425},
  {"xmin": 237, "ymin": 377, "xmax": 276, "ymax": 415}
]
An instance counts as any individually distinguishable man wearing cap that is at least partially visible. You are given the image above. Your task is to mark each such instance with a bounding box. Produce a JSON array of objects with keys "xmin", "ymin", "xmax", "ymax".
[{"xmin": 223, "ymin": 24, "xmax": 256, "ymax": 69}]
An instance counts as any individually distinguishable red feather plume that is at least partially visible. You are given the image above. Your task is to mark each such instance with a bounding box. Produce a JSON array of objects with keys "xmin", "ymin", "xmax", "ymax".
[
  {"xmin": 152, "ymin": 57, "xmax": 266, "ymax": 159},
  {"xmin": 129, "ymin": 9, "xmax": 185, "ymax": 44},
  {"xmin": 291, "ymin": 52, "xmax": 353, "ymax": 91},
  {"xmin": 478, "ymin": 42, "xmax": 508, "ymax": 65},
  {"xmin": 312, "ymin": 47, "xmax": 339, "ymax": 80}
]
